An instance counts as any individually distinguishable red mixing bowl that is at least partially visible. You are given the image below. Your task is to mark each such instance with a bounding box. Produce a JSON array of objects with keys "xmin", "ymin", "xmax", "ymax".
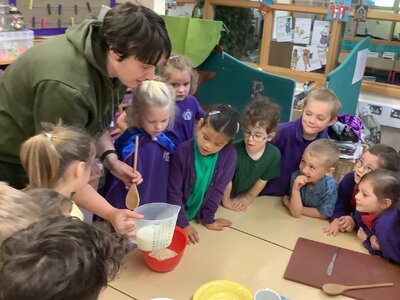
[{"xmin": 141, "ymin": 226, "xmax": 187, "ymax": 272}]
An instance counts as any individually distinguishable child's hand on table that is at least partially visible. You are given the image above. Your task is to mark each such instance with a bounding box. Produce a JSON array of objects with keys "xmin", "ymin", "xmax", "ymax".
[
  {"xmin": 357, "ymin": 227, "xmax": 367, "ymax": 242},
  {"xmin": 184, "ymin": 225, "xmax": 200, "ymax": 244},
  {"xmin": 338, "ymin": 215, "xmax": 355, "ymax": 232},
  {"xmin": 323, "ymin": 218, "xmax": 340, "ymax": 236},
  {"xmin": 205, "ymin": 218, "xmax": 232, "ymax": 231},
  {"xmin": 370, "ymin": 235, "xmax": 381, "ymax": 251}
]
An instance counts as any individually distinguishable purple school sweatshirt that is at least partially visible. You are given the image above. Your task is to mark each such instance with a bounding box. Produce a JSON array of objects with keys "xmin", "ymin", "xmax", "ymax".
[
  {"xmin": 260, "ymin": 117, "xmax": 329, "ymax": 196},
  {"xmin": 330, "ymin": 171, "xmax": 356, "ymax": 221},
  {"xmin": 168, "ymin": 138, "xmax": 237, "ymax": 228}
]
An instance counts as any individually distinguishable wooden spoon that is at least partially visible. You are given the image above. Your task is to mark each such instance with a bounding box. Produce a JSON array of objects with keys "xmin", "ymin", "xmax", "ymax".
[
  {"xmin": 125, "ymin": 135, "xmax": 140, "ymax": 210},
  {"xmin": 322, "ymin": 282, "xmax": 394, "ymax": 296}
]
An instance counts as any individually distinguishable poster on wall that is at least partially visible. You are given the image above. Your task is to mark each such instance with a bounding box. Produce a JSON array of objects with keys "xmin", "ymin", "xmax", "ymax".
[
  {"xmin": 293, "ymin": 18, "xmax": 312, "ymax": 44},
  {"xmin": 276, "ymin": 16, "xmax": 292, "ymax": 42},
  {"xmin": 354, "ymin": 4, "xmax": 368, "ymax": 22},
  {"xmin": 327, "ymin": 0, "xmax": 351, "ymax": 22},
  {"xmin": 291, "ymin": 45, "xmax": 322, "ymax": 72},
  {"xmin": 311, "ymin": 20, "xmax": 330, "ymax": 48}
]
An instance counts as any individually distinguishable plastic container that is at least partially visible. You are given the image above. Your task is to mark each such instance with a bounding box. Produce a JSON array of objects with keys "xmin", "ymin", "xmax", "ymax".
[
  {"xmin": 0, "ymin": 30, "xmax": 33, "ymax": 61},
  {"xmin": 141, "ymin": 226, "xmax": 187, "ymax": 272},
  {"xmin": 133, "ymin": 202, "xmax": 180, "ymax": 251}
]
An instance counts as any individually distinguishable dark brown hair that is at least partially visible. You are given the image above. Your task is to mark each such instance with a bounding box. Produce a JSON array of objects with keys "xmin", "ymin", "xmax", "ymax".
[
  {"xmin": 367, "ymin": 144, "xmax": 400, "ymax": 172},
  {"xmin": 0, "ymin": 217, "xmax": 129, "ymax": 300},
  {"xmin": 101, "ymin": 3, "xmax": 171, "ymax": 65},
  {"xmin": 242, "ymin": 96, "xmax": 280, "ymax": 135},
  {"xmin": 360, "ymin": 169, "xmax": 400, "ymax": 208}
]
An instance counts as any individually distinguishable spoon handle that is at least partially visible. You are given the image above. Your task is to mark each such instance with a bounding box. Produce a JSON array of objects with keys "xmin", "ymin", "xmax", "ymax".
[
  {"xmin": 134, "ymin": 135, "xmax": 139, "ymax": 172},
  {"xmin": 348, "ymin": 283, "xmax": 393, "ymax": 290}
]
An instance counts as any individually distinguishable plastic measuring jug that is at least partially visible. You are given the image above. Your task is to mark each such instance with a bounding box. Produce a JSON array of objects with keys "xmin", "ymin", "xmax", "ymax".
[{"xmin": 133, "ymin": 203, "xmax": 181, "ymax": 251}]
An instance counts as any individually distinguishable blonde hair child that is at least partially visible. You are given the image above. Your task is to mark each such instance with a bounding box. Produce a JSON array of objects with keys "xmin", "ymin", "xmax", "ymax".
[
  {"xmin": 20, "ymin": 124, "xmax": 96, "ymax": 220},
  {"xmin": 353, "ymin": 169, "xmax": 400, "ymax": 263},
  {"xmin": 324, "ymin": 144, "xmax": 400, "ymax": 236},
  {"xmin": 0, "ymin": 182, "xmax": 41, "ymax": 244},
  {"xmin": 261, "ymin": 88, "xmax": 341, "ymax": 197},
  {"xmin": 159, "ymin": 54, "xmax": 206, "ymax": 146},
  {"xmin": 168, "ymin": 104, "xmax": 240, "ymax": 244},
  {"xmin": 283, "ymin": 139, "xmax": 340, "ymax": 219},
  {"xmin": 99, "ymin": 80, "xmax": 176, "ymax": 208}
]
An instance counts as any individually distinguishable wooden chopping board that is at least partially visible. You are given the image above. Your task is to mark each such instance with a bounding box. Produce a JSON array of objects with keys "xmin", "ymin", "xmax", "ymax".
[{"xmin": 284, "ymin": 238, "xmax": 400, "ymax": 300}]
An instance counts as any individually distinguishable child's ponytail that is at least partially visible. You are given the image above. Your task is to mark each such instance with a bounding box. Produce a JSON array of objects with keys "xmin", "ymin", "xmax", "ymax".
[
  {"xmin": 20, "ymin": 123, "xmax": 95, "ymax": 188},
  {"xmin": 203, "ymin": 104, "xmax": 240, "ymax": 141}
]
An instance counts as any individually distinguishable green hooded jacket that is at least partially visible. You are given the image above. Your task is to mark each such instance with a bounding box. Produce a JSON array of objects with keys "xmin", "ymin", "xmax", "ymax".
[{"xmin": 0, "ymin": 19, "xmax": 126, "ymax": 164}]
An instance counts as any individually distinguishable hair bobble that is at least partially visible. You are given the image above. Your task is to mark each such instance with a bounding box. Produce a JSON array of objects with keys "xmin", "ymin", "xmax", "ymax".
[
  {"xmin": 44, "ymin": 132, "xmax": 52, "ymax": 141},
  {"xmin": 208, "ymin": 110, "xmax": 221, "ymax": 116}
]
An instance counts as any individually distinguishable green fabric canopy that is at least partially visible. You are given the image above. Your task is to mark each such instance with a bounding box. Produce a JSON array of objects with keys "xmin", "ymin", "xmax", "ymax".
[{"xmin": 163, "ymin": 16, "xmax": 222, "ymax": 67}]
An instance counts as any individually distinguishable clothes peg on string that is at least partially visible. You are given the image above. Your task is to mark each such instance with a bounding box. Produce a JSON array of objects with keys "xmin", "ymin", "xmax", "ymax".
[
  {"xmin": 74, "ymin": 4, "xmax": 78, "ymax": 15},
  {"xmin": 31, "ymin": 16, "xmax": 36, "ymax": 28},
  {"xmin": 58, "ymin": 4, "xmax": 62, "ymax": 16},
  {"xmin": 70, "ymin": 17, "xmax": 75, "ymax": 27},
  {"xmin": 28, "ymin": 0, "xmax": 33, "ymax": 11},
  {"xmin": 57, "ymin": 18, "xmax": 61, "ymax": 28},
  {"xmin": 86, "ymin": 2, "xmax": 91, "ymax": 12},
  {"xmin": 47, "ymin": 3, "xmax": 51, "ymax": 15},
  {"xmin": 41, "ymin": 17, "xmax": 46, "ymax": 28}
]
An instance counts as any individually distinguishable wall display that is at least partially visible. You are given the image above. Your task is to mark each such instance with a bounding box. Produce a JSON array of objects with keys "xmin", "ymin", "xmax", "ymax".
[
  {"xmin": 292, "ymin": 17, "xmax": 311, "ymax": 44},
  {"xmin": 276, "ymin": 16, "xmax": 292, "ymax": 42},
  {"xmin": 311, "ymin": 20, "xmax": 330, "ymax": 48},
  {"xmin": 354, "ymin": 4, "xmax": 368, "ymax": 22},
  {"xmin": 327, "ymin": 0, "xmax": 351, "ymax": 22},
  {"xmin": 291, "ymin": 45, "xmax": 321, "ymax": 72}
]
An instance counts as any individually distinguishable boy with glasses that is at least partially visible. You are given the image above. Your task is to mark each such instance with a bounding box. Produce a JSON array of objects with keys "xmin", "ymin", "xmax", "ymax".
[{"xmin": 222, "ymin": 97, "xmax": 281, "ymax": 211}]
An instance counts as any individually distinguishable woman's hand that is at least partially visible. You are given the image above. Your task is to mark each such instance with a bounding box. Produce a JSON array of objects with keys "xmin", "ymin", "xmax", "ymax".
[
  {"xmin": 105, "ymin": 155, "xmax": 143, "ymax": 188},
  {"xmin": 107, "ymin": 208, "xmax": 143, "ymax": 239},
  {"xmin": 204, "ymin": 218, "xmax": 232, "ymax": 231},
  {"xmin": 184, "ymin": 225, "xmax": 200, "ymax": 244}
]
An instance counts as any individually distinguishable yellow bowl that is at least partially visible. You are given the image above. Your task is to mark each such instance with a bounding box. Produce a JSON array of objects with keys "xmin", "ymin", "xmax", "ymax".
[{"xmin": 193, "ymin": 280, "xmax": 253, "ymax": 300}]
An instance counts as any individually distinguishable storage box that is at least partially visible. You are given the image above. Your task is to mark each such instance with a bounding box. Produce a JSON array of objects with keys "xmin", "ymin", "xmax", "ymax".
[{"xmin": 0, "ymin": 30, "xmax": 34, "ymax": 61}]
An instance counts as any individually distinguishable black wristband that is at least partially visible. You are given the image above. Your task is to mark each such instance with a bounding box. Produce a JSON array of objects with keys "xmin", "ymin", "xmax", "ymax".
[{"xmin": 99, "ymin": 149, "xmax": 117, "ymax": 163}]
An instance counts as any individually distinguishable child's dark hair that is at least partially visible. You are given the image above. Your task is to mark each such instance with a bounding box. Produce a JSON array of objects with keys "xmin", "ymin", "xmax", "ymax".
[
  {"xmin": 0, "ymin": 217, "xmax": 129, "ymax": 300},
  {"xmin": 202, "ymin": 104, "xmax": 240, "ymax": 140},
  {"xmin": 367, "ymin": 144, "xmax": 400, "ymax": 172},
  {"xmin": 159, "ymin": 54, "xmax": 199, "ymax": 94},
  {"xmin": 26, "ymin": 188, "xmax": 73, "ymax": 217},
  {"xmin": 242, "ymin": 96, "xmax": 280, "ymax": 135},
  {"xmin": 360, "ymin": 169, "xmax": 400, "ymax": 209},
  {"xmin": 101, "ymin": 3, "xmax": 171, "ymax": 65}
]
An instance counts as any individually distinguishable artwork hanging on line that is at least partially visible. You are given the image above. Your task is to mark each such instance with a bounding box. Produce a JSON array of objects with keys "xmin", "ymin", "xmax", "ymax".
[
  {"xmin": 292, "ymin": 18, "xmax": 312, "ymax": 45},
  {"xmin": 291, "ymin": 45, "xmax": 322, "ymax": 72},
  {"xmin": 276, "ymin": 16, "xmax": 292, "ymax": 42},
  {"xmin": 311, "ymin": 20, "xmax": 330, "ymax": 48},
  {"xmin": 327, "ymin": 0, "xmax": 351, "ymax": 22}
]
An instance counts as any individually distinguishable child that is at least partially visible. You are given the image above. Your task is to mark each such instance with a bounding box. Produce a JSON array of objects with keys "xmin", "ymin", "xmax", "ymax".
[
  {"xmin": 283, "ymin": 139, "xmax": 339, "ymax": 219},
  {"xmin": 99, "ymin": 80, "xmax": 176, "ymax": 208},
  {"xmin": 27, "ymin": 189, "xmax": 73, "ymax": 217},
  {"xmin": 324, "ymin": 144, "xmax": 400, "ymax": 236},
  {"xmin": 261, "ymin": 88, "xmax": 341, "ymax": 197},
  {"xmin": 20, "ymin": 124, "xmax": 97, "ymax": 221},
  {"xmin": 0, "ymin": 216, "xmax": 129, "ymax": 299},
  {"xmin": 160, "ymin": 54, "xmax": 206, "ymax": 146},
  {"xmin": 353, "ymin": 169, "xmax": 400, "ymax": 264},
  {"xmin": 222, "ymin": 96, "xmax": 281, "ymax": 211},
  {"xmin": 168, "ymin": 104, "xmax": 240, "ymax": 244},
  {"xmin": 0, "ymin": 182, "xmax": 41, "ymax": 244}
]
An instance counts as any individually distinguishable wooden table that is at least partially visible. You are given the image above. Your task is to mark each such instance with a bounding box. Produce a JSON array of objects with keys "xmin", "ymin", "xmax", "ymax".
[
  {"xmin": 103, "ymin": 286, "xmax": 136, "ymax": 300},
  {"xmin": 108, "ymin": 194, "xmax": 368, "ymax": 300},
  {"xmin": 216, "ymin": 196, "xmax": 368, "ymax": 253}
]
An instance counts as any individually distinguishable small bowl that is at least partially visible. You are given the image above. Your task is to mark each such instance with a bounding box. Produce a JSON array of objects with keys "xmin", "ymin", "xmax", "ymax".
[{"xmin": 141, "ymin": 226, "xmax": 187, "ymax": 272}]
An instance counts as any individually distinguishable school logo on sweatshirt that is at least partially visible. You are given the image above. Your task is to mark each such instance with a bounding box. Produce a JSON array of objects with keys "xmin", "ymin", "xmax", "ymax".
[
  {"xmin": 163, "ymin": 151, "xmax": 170, "ymax": 162},
  {"xmin": 182, "ymin": 109, "xmax": 193, "ymax": 121}
]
